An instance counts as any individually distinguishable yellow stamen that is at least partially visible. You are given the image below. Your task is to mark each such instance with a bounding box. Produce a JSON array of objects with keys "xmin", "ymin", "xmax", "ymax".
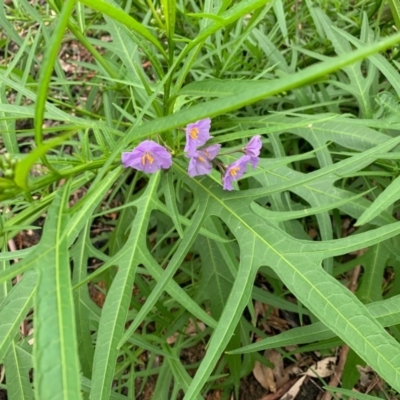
[
  {"xmin": 230, "ymin": 167, "xmax": 240, "ymax": 177},
  {"xmin": 190, "ymin": 127, "xmax": 199, "ymax": 139},
  {"xmin": 198, "ymin": 156, "xmax": 205, "ymax": 162},
  {"xmin": 141, "ymin": 151, "xmax": 154, "ymax": 166}
]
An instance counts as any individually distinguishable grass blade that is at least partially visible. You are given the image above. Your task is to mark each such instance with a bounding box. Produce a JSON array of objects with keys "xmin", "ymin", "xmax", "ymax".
[
  {"xmin": 34, "ymin": 0, "xmax": 75, "ymax": 159},
  {"xmin": 78, "ymin": 0, "xmax": 166, "ymax": 56}
]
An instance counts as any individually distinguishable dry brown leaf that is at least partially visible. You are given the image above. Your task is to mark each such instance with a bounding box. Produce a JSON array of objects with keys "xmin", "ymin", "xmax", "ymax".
[
  {"xmin": 257, "ymin": 378, "xmax": 297, "ymax": 400},
  {"xmin": 277, "ymin": 358, "xmax": 335, "ymax": 400},
  {"xmin": 28, "ymin": 327, "xmax": 34, "ymax": 345},
  {"xmin": 253, "ymin": 360, "xmax": 276, "ymax": 392},
  {"xmin": 270, "ymin": 349, "xmax": 285, "ymax": 391},
  {"xmin": 284, "ymin": 345, "xmax": 302, "ymax": 362},
  {"xmin": 357, "ymin": 365, "xmax": 374, "ymax": 388},
  {"xmin": 253, "ymin": 350, "xmax": 285, "ymax": 392},
  {"xmin": 276, "ymin": 364, "xmax": 302, "ymax": 389},
  {"xmin": 304, "ymin": 357, "xmax": 336, "ymax": 378},
  {"xmin": 186, "ymin": 319, "xmax": 206, "ymax": 335},
  {"xmin": 167, "ymin": 319, "xmax": 206, "ymax": 344},
  {"xmin": 280, "ymin": 375, "xmax": 306, "ymax": 400},
  {"xmin": 255, "ymin": 300, "xmax": 266, "ymax": 319}
]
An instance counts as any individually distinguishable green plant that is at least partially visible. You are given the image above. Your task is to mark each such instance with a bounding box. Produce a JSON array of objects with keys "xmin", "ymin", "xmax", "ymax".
[{"xmin": 2, "ymin": 0, "xmax": 400, "ymax": 399}]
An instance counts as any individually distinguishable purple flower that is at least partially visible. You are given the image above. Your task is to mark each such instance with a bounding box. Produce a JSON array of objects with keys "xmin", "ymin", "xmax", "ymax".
[
  {"xmin": 223, "ymin": 155, "xmax": 250, "ymax": 191},
  {"xmin": 122, "ymin": 140, "xmax": 172, "ymax": 173},
  {"xmin": 244, "ymin": 135, "xmax": 262, "ymax": 168},
  {"xmin": 184, "ymin": 118, "xmax": 212, "ymax": 156},
  {"xmin": 188, "ymin": 144, "xmax": 221, "ymax": 177}
]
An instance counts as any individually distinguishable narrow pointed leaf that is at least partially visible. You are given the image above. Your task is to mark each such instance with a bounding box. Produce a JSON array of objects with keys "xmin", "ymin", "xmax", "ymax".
[
  {"xmin": 34, "ymin": 186, "xmax": 81, "ymax": 400},
  {"xmin": 0, "ymin": 272, "xmax": 37, "ymax": 361},
  {"xmin": 356, "ymin": 175, "xmax": 400, "ymax": 226},
  {"xmin": 90, "ymin": 174, "xmax": 159, "ymax": 400}
]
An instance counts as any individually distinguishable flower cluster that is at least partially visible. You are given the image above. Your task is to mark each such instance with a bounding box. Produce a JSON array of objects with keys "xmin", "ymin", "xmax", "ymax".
[
  {"xmin": 121, "ymin": 119, "xmax": 262, "ymax": 191},
  {"xmin": 222, "ymin": 135, "xmax": 262, "ymax": 190},
  {"xmin": 184, "ymin": 118, "xmax": 221, "ymax": 178}
]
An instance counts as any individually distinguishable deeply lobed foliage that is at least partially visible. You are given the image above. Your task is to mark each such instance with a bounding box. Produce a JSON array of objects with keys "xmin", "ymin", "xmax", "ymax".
[{"xmin": 2, "ymin": 0, "xmax": 400, "ymax": 399}]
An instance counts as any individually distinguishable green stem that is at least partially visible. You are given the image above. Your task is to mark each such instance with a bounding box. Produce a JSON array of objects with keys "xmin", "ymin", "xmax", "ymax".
[
  {"xmin": 29, "ymin": 159, "xmax": 112, "ymax": 193},
  {"xmin": 34, "ymin": 0, "xmax": 76, "ymax": 169}
]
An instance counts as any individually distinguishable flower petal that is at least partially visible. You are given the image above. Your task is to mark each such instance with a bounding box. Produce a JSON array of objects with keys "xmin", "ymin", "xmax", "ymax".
[
  {"xmin": 121, "ymin": 140, "xmax": 172, "ymax": 173},
  {"xmin": 188, "ymin": 155, "xmax": 212, "ymax": 177},
  {"xmin": 249, "ymin": 156, "xmax": 259, "ymax": 168},
  {"xmin": 184, "ymin": 118, "xmax": 212, "ymax": 156},
  {"xmin": 223, "ymin": 155, "xmax": 250, "ymax": 191},
  {"xmin": 245, "ymin": 135, "xmax": 262, "ymax": 157},
  {"xmin": 201, "ymin": 144, "xmax": 221, "ymax": 160}
]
